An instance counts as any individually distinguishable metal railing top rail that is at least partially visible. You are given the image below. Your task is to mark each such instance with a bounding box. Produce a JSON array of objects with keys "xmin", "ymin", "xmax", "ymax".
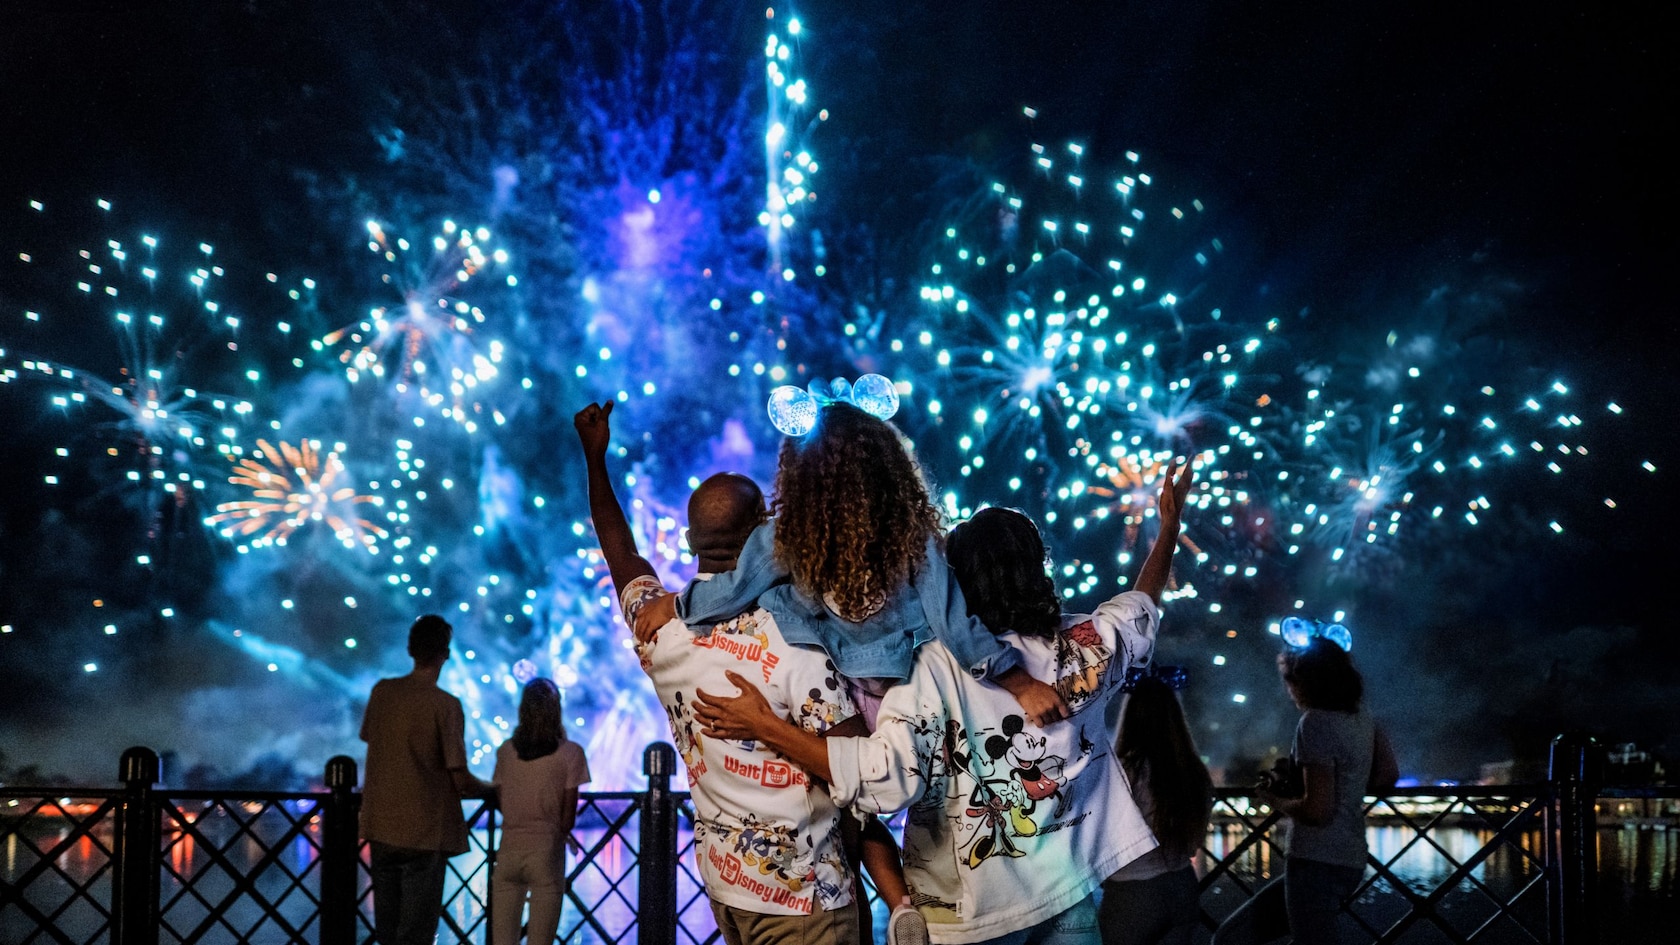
[
  {"xmin": 9, "ymin": 779, "xmax": 1677, "ymax": 801},
  {"xmin": 2, "ymin": 786, "xmax": 672, "ymax": 802},
  {"xmin": 148, "ymin": 789, "xmax": 333, "ymax": 803},
  {"xmin": 11, "ymin": 782, "xmax": 1675, "ymax": 802},
  {"xmin": 1216, "ymin": 784, "xmax": 1557, "ymax": 796},
  {"xmin": 1596, "ymin": 784, "xmax": 1680, "ymax": 798},
  {"xmin": 4, "ymin": 786, "xmax": 124, "ymax": 794}
]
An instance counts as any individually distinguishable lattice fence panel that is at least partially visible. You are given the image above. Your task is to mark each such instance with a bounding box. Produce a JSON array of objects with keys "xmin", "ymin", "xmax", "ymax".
[
  {"xmin": 156, "ymin": 792, "xmax": 329, "ymax": 945},
  {"xmin": 1197, "ymin": 788, "xmax": 1553, "ymax": 945},
  {"xmin": 0, "ymin": 792, "xmax": 118, "ymax": 945}
]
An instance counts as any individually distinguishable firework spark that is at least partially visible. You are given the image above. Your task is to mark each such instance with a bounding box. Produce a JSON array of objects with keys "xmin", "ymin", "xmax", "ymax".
[
  {"xmin": 319, "ymin": 220, "xmax": 511, "ymax": 434},
  {"xmin": 762, "ymin": 9, "xmax": 822, "ymax": 276},
  {"xmin": 207, "ymin": 439, "xmax": 387, "ymax": 551}
]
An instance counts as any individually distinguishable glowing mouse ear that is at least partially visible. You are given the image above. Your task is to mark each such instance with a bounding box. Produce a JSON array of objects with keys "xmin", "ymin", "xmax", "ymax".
[
  {"xmin": 851, "ymin": 374, "xmax": 900, "ymax": 422},
  {"xmin": 1280, "ymin": 616, "xmax": 1314, "ymax": 649},
  {"xmin": 768, "ymin": 386, "xmax": 820, "ymax": 437},
  {"xmin": 1320, "ymin": 623, "xmax": 1352, "ymax": 652}
]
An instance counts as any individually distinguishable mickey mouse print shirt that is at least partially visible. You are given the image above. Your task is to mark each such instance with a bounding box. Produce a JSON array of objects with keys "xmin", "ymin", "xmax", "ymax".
[
  {"xmin": 825, "ymin": 590, "xmax": 1162, "ymax": 943},
  {"xmin": 620, "ymin": 574, "xmax": 859, "ymax": 917}
]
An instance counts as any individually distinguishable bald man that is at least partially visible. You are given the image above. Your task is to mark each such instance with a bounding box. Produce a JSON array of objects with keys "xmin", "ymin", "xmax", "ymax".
[
  {"xmin": 684, "ymin": 472, "xmax": 766, "ymax": 575},
  {"xmin": 576, "ymin": 402, "xmax": 890, "ymax": 945}
]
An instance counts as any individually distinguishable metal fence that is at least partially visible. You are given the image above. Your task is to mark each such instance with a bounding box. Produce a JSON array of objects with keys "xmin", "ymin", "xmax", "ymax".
[
  {"xmin": 2, "ymin": 735, "xmax": 1669, "ymax": 945},
  {"xmin": 1199, "ymin": 786, "xmax": 1554, "ymax": 943}
]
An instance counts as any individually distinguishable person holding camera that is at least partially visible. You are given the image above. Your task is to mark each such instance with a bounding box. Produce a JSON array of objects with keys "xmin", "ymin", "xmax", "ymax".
[{"xmin": 1212, "ymin": 636, "xmax": 1398, "ymax": 945}]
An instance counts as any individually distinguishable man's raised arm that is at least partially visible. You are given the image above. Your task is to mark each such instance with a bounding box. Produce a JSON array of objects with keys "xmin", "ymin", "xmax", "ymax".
[{"xmin": 574, "ymin": 402, "xmax": 660, "ymax": 598}]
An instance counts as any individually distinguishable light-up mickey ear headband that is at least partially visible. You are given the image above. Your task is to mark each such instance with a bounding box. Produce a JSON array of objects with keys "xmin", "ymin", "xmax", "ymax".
[
  {"xmin": 1120, "ymin": 664, "xmax": 1191, "ymax": 692},
  {"xmin": 767, "ymin": 374, "xmax": 900, "ymax": 437},
  {"xmin": 1279, "ymin": 616, "xmax": 1353, "ymax": 652}
]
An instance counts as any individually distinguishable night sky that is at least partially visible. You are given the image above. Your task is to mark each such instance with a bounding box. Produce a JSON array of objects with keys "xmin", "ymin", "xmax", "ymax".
[{"xmin": 2, "ymin": 0, "xmax": 1675, "ymax": 786}]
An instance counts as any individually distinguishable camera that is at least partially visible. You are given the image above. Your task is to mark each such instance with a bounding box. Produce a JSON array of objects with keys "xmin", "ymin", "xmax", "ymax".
[{"xmin": 1255, "ymin": 756, "xmax": 1304, "ymax": 798}]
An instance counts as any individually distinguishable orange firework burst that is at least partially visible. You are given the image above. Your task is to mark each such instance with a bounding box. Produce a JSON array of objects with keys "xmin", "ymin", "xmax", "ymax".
[
  {"xmin": 1086, "ymin": 450, "xmax": 1206, "ymax": 591},
  {"xmin": 208, "ymin": 439, "xmax": 387, "ymax": 551}
]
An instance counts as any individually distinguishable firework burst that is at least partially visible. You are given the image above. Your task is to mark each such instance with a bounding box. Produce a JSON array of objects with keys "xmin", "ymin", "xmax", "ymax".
[
  {"xmin": 5, "ymin": 202, "xmax": 265, "ymax": 544},
  {"xmin": 884, "ymin": 121, "xmax": 1283, "ymax": 613},
  {"xmin": 318, "ymin": 220, "xmax": 511, "ymax": 434},
  {"xmin": 207, "ymin": 439, "xmax": 387, "ymax": 552},
  {"xmin": 761, "ymin": 9, "xmax": 822, "ymax": 276}
]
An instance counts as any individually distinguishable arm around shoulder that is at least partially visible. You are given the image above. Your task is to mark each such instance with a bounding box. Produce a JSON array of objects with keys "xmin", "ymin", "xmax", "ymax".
[{"xmin": 827, "ymin": 671, "xmax": 949, "ymax": 815}]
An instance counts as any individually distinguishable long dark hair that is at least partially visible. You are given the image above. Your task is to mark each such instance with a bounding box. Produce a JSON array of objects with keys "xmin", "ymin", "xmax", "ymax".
[
  {"xmin": 1281, "ymin": 638, "xmax": 1364, "ymax": 712},
  {"xmin": 1116, "ymin": 677, "xmax": 1212, "ymax": 852},
  {"xmin": 947, "ymin": 507, "xmax": 1061, "ymax": 638},
  {"xmin": 512, "ymin": 678, "xmax": 567, "ymax": 761}
]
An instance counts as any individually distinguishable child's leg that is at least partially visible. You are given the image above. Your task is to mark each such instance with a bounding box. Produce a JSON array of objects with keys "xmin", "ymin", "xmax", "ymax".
[
  {"xmin": 837, "ymin": 810, "xmax": 874, "ymax": 945},
  {"xmin": 861, "ymin": 816, "xmax": 927, "ymax": 945},
  {"xmin": 858, "ymin": 815, "xmax": 911, "ymax": 906},
  {"xmin": 838, "ymin": 810, "xmax": 915, "ymax": 945}
]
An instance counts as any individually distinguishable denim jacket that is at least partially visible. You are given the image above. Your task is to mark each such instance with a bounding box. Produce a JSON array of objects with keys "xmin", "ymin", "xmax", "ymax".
[{"xmin": 674, "ymin": 522, "xmax": 1020, "ymax": 683}]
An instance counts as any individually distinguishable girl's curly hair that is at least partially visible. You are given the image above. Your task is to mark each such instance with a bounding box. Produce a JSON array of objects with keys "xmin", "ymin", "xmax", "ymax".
[
  {"xmin": 772, "ymin": 403, "xmax": 943, "ymax": 622},
  {"xmin": 946, "ymin": 507, "xmax": 1062, "ymax": 639}
]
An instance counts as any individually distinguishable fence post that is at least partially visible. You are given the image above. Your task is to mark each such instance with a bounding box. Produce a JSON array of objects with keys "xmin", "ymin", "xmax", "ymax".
[
  {"xmin": 1547, "ymin": 733, "xmax": 1601, "ymax": 945},
  {"xmin": 111, "ymin": 746, "xmax": 160, "ymax": 945},
  {"xmin": 320, "ymin": 755, "xmax": 360, "ymax": 945},
  {"xmin": 639, "ymin": 743, "xmax": 678, "ymax": 945}
]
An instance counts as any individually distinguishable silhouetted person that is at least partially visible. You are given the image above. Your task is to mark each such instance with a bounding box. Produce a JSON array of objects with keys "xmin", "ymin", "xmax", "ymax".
[
  {"xmin": 491, "ymin": 678, "xmax": 591, "ymax": 945},
  {"xmin": 361, "ymin": 614, "xmax": 491, "ymax": 945},
  {"xmin": 1213, "ymin": 638, "xmax": 1399, "ymax": 945},
  {"xmin": 1099, "ymin": 676, "xmax": 1212, "ymax": 945}
]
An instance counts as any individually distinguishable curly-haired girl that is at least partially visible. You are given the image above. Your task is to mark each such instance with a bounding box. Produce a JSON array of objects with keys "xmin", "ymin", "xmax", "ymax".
[{"xmin": 634, "ymin": 400, "xmax": 1066, "ymax": 725}]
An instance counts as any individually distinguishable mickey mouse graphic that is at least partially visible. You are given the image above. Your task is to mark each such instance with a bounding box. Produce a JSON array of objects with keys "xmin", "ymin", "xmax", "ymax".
[
  {"xmin": 666, "ymin": 692, "xmax": 706, "ymax": 761},
  {"xmin": 984, "ymin": 714, "xmax": 1069, "ymax": 833},
  {"xmin": 795, "ymin": 659, "xmax": 847, "ymax": 732}
]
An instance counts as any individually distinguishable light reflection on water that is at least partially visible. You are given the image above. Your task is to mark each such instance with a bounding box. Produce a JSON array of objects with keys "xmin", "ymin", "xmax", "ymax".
[
  {"xmin": 1199, "ymin": 822, "xmax": 1676, "ymax": 899},
  {"xmin": 1197, "ymin": 818, "xmax": 1676, "ymax": 943}
]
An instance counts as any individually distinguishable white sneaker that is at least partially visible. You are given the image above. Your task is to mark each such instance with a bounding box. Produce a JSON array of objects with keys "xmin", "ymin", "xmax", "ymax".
[{"xmin": 887, "ymin": 902, "xmax": 928, "ymax": 945}]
